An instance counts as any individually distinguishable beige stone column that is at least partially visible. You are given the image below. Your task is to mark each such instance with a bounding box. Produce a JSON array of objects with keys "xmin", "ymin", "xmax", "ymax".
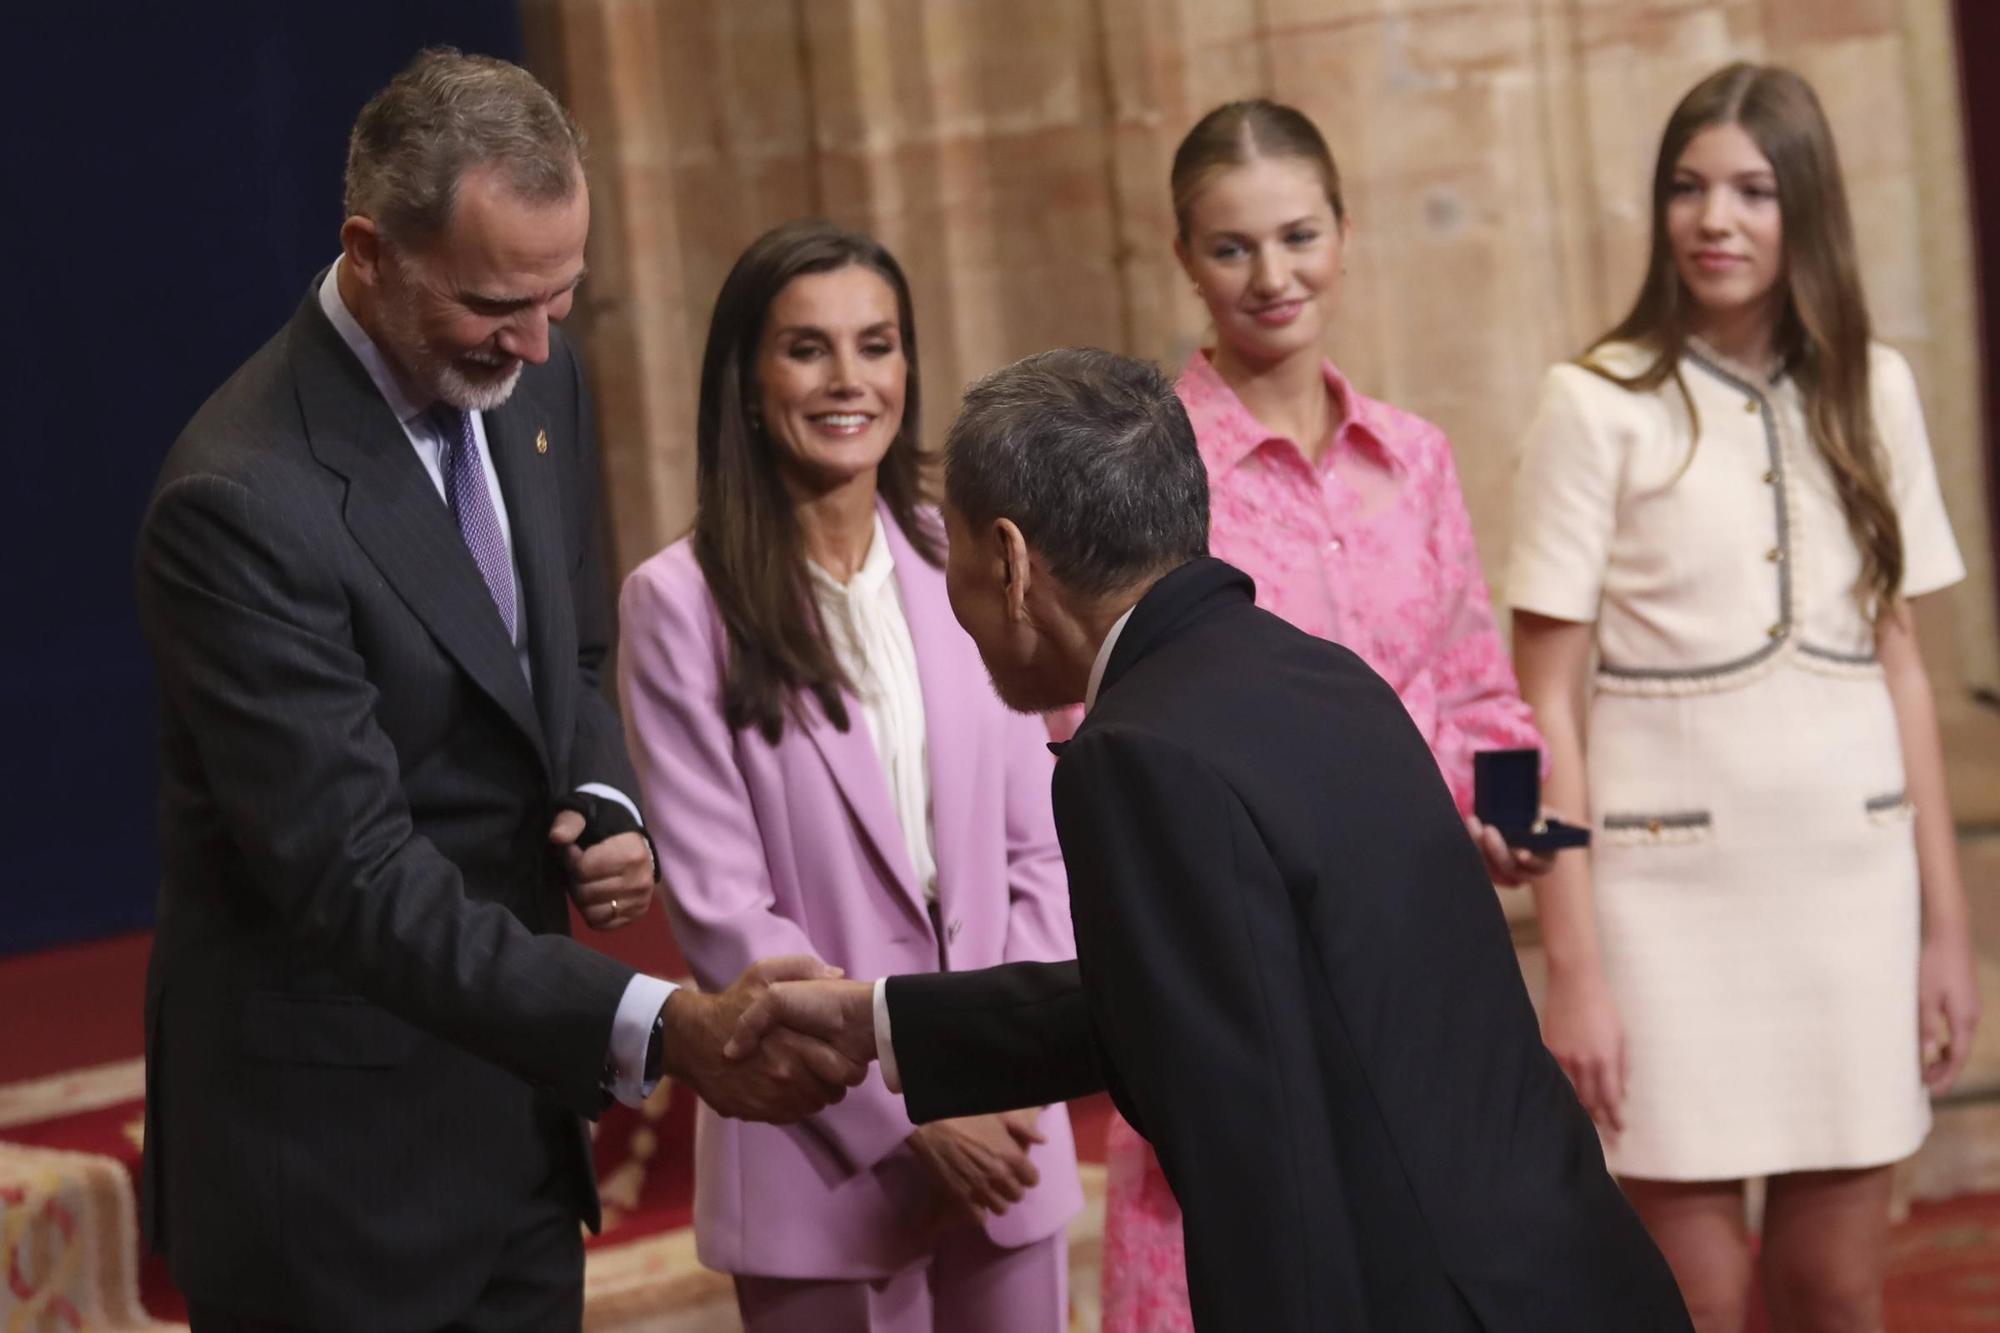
[{"xmin": 524, "ymin": 0, "xmax": 820, "ymax": 573}]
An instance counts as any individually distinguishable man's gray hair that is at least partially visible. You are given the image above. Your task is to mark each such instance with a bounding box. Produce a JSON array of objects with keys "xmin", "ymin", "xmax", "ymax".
[
  {"xmin": 343, "ymin": 47, "xmax": 585, "ymax": 245},
  {"xmin": 944, "ymin": 348, "xmax": 1209, "ymax": 597}
]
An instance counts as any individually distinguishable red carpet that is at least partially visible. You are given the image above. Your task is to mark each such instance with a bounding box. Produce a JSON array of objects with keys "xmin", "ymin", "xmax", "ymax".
[
  {"xmin": 0, "ymin": 930, "xmax": 1988, "ymax": 1328},
  {"xmin": 0, "ymin": 932, "xmax": 151, "ymax": 1084},
  {"xmin": 0, "ymin": 926, "xmax": 1113, "ymax": 1326},
  {"xmin": 1882, "ymin": 1192, "xmax": 2000, "ymax": 1328}
]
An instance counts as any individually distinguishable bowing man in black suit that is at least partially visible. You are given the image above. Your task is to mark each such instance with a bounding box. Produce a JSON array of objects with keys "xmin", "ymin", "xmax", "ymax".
[
  {"xmin": 134, "ymin": 50, "xmax": 861, "ymax": 1332},
  {"xmin": 728, "ymin": 348, "xmax": 1693, "ymax": 1330}
]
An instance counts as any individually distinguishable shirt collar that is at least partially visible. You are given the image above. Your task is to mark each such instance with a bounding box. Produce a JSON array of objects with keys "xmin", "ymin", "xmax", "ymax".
[
  {"xmin": 1084, "ymin": 605, "xmax": 1136, "ymax": 713},
  {"xmin": 318, "ymin": 259, "xmax": 432, "ymax": 429},
  {"xmin": 1178, "ymin": 348, "xmax": 1403, "ymax": 475},
  {"xmin": 805, "ymin": 512, "xmax": 895, "ymax": 599}
]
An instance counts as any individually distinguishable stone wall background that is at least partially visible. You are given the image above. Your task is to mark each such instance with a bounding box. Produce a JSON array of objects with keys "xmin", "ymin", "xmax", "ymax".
[{"xmin": 524, "ymin": 0, "xmax": 1998, "ymax": 800}]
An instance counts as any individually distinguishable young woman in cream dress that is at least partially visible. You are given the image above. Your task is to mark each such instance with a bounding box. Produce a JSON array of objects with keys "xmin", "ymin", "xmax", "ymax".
[{"xmin": 1509, "ymin": 63, "xmax": 1980, "ymax": 1333}]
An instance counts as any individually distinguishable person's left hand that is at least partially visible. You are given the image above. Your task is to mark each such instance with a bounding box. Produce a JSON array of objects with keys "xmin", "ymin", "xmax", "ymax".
[
  {"xmin": 1465, "ymin": 814, "xmax": 1557, "ymax": 888},
  {"xmin": 909, "ymin": 1113, "xmax": 1042, "ymax": 1217},
  {"xmin": 1919, "ymin": 924, "xmax": 1982, "ymax": 1094},
  {"xmin": 998, "ymin": 1106, "xmax": 1047, "ymax": 1153},
  {"xmin": 549, "ymin": 810, "xmax": 653, "ymax": 930}
]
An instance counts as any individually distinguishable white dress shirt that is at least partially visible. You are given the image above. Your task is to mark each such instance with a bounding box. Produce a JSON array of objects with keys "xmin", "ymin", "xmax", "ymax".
[
  {"xmin": 1083, "ymin": 606, "xmax": 1136, "ymax": 712},
  {"xmin": 873, "ymin": 600, "xmax": 1136, "ymax": 1092},
  {"xmin": 807, "ymin": 515, "xmax": 939, "ymax": 904},
  {"xmin": 319, "ymin": 261, "xmax": 667, "ymax": 1106}
]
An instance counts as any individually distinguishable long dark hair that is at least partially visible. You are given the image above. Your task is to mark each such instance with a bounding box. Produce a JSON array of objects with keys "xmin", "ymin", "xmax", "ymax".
[
  {"xmin": 693, "ymin": 219, "xmax": 941, "ymax": 743},
  {"xmin": 1587, "ymin": 63, "xmax": 1902, "ymax": 610}
]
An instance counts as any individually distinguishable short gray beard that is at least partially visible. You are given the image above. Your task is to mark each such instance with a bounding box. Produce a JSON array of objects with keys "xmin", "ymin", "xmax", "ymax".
[
  {"xmin": 432, "ymin": 358, "xmax": 523, "ymax": 412},
  {"xmin": 377, "ymin": 263, "xmax": 523, "ymax": 413}
]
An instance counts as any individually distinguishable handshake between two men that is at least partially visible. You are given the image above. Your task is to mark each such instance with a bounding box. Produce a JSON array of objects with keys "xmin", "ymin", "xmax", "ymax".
[
  {"xmin": 662, "ymin": 959, "xmax": 1049, "ymax": 1218},
  {"xmin": 559, "ymin": 792, "xmax": 1051, "ymax": 1216},
  {"xmin": 660, "ymin": 958, "xmax": 876, "ymax": 1120}
]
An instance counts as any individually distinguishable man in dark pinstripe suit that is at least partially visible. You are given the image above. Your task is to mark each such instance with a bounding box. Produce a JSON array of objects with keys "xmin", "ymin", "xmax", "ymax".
[{"xmin": 133, "ymin": 50, "xmax": 862, "ymax": 1332}]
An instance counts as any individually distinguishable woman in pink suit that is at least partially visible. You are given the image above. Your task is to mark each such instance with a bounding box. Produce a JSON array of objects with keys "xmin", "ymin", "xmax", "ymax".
[
  {"xmin": 618, "ymin": 220, "xmax": 1081, "ymax": 1331},
  {"xmin": 1092, "ymin": 100, "xmax": 1554, "ymax": 1332}
]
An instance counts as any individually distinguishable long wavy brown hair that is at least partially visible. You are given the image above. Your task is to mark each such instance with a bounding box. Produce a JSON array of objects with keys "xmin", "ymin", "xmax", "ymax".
[
  {"xmin": 693, "ymin": 219, "xmax": 941, "ymax": 743},
  {"xmin": 1586, "ymin": 62, "xmax": 1903, "ymax": 611}
]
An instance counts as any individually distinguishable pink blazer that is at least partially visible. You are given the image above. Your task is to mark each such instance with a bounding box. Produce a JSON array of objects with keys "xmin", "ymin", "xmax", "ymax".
[{"xmin": 617, "ymin": 503, "xmax": 1082, "ymax": 1279}]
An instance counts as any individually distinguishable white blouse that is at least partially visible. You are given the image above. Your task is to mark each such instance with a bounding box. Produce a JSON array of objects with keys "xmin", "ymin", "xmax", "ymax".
[{"xmin": 808, "ymin": 515, "xmax": 938, "ymax": 902}]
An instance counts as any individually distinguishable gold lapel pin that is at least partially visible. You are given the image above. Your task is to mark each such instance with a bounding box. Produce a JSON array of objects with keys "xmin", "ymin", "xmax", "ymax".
[{"xmin": 535, "ymin": 428, "xmax": 549, "ymax": 455}]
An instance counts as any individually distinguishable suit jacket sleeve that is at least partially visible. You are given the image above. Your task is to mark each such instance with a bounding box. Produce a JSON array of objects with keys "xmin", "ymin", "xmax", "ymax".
[
  {"xmin": 136, "ymin": 471, "xmax": 633, "ymax": 1118},
  {"xmin": 559, "ymin": 339, "xmax": 641, "ymax": 798},
  {"xmin": 617, "ymin": 560, "xmax": 915, "ymax": 1175},
  {"xmin": 885, "ymin": 960, "xmax": 1101, "ymax": 1122},
  {"xmin": 1051, "ymin": 725, "xmax": 1365, "ymax": 1330}
]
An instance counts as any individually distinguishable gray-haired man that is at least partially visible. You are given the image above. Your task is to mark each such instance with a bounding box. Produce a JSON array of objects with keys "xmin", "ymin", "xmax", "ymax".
[
  {"xmin": 732, "ymin": 349, "xmax": 1692, "ymax": 1330},
  {"xmin": 136, "ymin": 49, "xmax": 860, "ymax": 1330}
]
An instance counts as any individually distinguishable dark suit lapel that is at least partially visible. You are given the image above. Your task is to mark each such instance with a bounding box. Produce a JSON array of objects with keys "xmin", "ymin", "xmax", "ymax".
[
  {"xmin": 1094, "ymin": 557, "xmax": 1257, "ymax": 703},
  {"xmin": 288, "ymin": 292, "xmax": 550, "ymax": 774},
  {"xmin": 484, "ymin": 399, "xmax": 574, "ymax": 782}
]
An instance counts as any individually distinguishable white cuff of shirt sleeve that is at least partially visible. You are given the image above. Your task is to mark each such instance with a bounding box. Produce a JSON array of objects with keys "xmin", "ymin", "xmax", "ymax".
[
  {"xmin": 873, "ymin": 978, "xmax": 902, "ymax": 1094},
  {"xmin": 576, "ymin": 783, "xmax": 644, "ymax": 828},
  {"xmin": 609, "ymin": 973, "xmax": 678, "ymax": 1107}
]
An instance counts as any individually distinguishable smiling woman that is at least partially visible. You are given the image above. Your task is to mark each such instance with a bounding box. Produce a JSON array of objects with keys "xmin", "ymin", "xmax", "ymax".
[
  {"xmin": 1093, "ymin": 98, "xmax": 1552, "ymax": 1333},
  {"xmin": 1665, "ymin": 124, "xmax": 1784, "ymax": 336},
  {"xmin": 1508, "ymin": 61, "xmax": 1979, "ymax": 1333},
  {"xmin": 754, "ymin": 263, "xmax": 909, "ymax": 510},
  {"xmin": 679, "ymin": 220, "xmax": 937, "ymax": 743},
  {"xmin": 613, "ymin": 218, "xmax": 1083, "ymax": 1331}
]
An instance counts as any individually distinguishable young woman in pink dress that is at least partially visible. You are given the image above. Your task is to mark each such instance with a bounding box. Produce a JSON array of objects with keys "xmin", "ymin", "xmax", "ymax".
[{"xmin": 1094, "ymin": 99, "xmax": 1554, "ymax": 1332}]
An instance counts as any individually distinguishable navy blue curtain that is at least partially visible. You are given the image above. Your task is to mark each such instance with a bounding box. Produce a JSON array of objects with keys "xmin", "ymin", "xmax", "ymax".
[{"xmin": 2, "ymin": 3, "xmax": 526, "ymax": 954}]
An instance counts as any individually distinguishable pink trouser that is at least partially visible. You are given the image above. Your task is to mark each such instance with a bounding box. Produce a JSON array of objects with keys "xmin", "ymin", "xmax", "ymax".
[{"xmin": 734, "ymin": 1224, "xmax": 1067, "ymax": 1333}]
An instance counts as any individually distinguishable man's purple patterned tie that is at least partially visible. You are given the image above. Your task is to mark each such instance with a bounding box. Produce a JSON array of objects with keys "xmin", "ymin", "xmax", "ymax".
[{"xmin": 433, "ymin": 404, "xmax": 518, "ymax": 642}]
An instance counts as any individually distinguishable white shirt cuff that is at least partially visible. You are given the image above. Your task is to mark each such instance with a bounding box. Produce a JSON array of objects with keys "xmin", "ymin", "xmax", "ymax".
[
  {"xmin": 873, "ymin": 977, "xmax": 902, "ymax": 1094},
  {"xmin": 608, "ymin": 973, "xmax": 677, "ymax": 1107},
  {"xmin": 576, "ymin": 783, "xmax": 644, "ymax": 827}
]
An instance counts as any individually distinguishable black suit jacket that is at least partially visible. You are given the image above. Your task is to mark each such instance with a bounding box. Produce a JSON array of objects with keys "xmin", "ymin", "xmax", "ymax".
[
  {"xmin": 887, "ymin": 558, "xmax": 1691, "ymax": 1332},
  {"xmin": 135, "ymin": 281, "xmax": 641, "ymax": 1328}
]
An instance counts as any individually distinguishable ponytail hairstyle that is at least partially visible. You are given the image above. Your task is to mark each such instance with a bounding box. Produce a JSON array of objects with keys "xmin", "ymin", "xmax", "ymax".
[{"xmin": 1169, "ymin": 98, "xmax": 1346, "ymax": 240}]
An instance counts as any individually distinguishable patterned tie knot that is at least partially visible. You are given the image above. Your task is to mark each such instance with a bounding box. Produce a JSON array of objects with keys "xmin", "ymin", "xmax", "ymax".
[{"xmin": 429, "ymin": 403, "xmax": 471, "ymax": 492}]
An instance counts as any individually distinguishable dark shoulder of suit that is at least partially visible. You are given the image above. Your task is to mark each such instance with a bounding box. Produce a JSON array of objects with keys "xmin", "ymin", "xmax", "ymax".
[{"xmin": 1063, "ymin": 562, "xmax": 1691, "ymax": 1332}]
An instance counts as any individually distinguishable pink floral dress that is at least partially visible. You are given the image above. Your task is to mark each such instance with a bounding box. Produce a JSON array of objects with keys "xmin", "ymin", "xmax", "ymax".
[{"xmin": 1098, "ymin": 351, "xmax": 1542, "ymax": 1331}]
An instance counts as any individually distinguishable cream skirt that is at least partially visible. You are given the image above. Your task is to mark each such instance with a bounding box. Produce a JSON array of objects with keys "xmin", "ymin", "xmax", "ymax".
[{"xmin": 1584, "ymin": 661, "xmax": 1930, "ymax": 1180}]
